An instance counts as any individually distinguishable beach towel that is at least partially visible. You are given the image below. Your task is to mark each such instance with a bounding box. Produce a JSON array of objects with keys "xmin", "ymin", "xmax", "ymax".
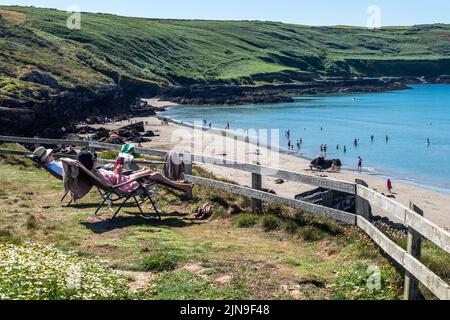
[{"xmin": 62, "ymin": 158, "xmax": 93, "ymax": 201}]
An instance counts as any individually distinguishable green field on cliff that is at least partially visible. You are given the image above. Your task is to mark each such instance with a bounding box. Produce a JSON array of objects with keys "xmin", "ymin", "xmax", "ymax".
[{"xmin": 1, "ymin": 5, "xmax": 450, "ymax": 103}]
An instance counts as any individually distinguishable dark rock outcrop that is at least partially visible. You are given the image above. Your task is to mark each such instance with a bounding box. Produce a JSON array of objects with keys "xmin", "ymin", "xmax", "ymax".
[
  {"xmin": 119, "ymin": 121, "xmax": 145, "ymax": 133},
  {"xmin": 19, "ymin": 69, "xmax": 60, "ymax": 89},
  {"xmin": 159, "ymin": 78, "xmax": 410, "ymax": 106}
]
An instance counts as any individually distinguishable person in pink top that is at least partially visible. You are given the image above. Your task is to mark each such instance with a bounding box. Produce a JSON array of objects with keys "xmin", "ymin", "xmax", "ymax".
[{"xmin": 77, "ymin": 151, "xmax": 192, "ymax": 193}]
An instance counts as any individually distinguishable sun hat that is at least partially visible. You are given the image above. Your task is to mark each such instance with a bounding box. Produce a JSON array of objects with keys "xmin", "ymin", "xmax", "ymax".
[{"xmin": 33, "ymin": 147, "xmax": 53, "ymax": 163}]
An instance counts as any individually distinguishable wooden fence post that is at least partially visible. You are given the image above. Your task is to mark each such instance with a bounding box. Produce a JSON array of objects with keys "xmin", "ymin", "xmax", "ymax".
[
  {"xmin": 184, "ymin": 153, "xmax": 193, "ymax": 200},
  {"xmin": 404, "ymin": 202, "xmax": 424, "ymax": 300},
  {"xmin": 184, "ymin": 154, "xmax": 193, "ymax": 176},
  {"xmin": 355, "ymin": 179, "xmax": 371, "ymax": 220},
  {"xmin": 251, "ymin": 172, "xmax": 262, "ymax": 213}
]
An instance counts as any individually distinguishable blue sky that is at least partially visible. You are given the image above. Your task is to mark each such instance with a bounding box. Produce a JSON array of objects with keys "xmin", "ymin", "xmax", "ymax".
[{"xmin": 2, "ymin": 0, "xmax": 450, "ymax": 26}]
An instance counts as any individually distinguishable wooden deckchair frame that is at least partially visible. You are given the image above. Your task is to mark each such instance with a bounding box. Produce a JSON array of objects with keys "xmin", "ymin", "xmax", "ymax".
[
  {"xmin": 27, "ymin": 155, "xmax": 111, "ymax": 207},
  {"xmin": 61, "ymin": 159, "xmax": 187, "ymax": 222}
]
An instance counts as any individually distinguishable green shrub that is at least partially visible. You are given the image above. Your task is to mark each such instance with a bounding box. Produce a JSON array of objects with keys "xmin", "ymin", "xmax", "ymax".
[
  {"xmin": 298, "ymin": 226, "xmax": 324, "ymax": 242},
  {"xmin": 0, "ymin": 242, "xmax": 128, "ymax": 300},
  {"xmin": 284, "ymin": 220, "xmax": 298, "ymax": 235},
  {"xmin": 0, "ymin": 229, "xmax": 22, "ymax": 245},
  {"xmin": 98, "ymin": 150, "xmax": 119, "ymax": 160},
  {"xmin": 26, "ymin": 215, "xmax": 38, "ymax": 230},
  {"xmin": 235, "ymin": 214, "xmax": 260, "ymax": 228},
  {"xmin": 261, "ymin": 215, "xmax": 281, "ymax": 232},
  {"xmin": 311, "ymin": 219, "xmax": 345, "ymax": 236},
  {"xmin": 140, "ymin": 252, "xmax": 180, "ymax": 272},
  {"xmin": 331, "ymin": 263, "xmax": 402, "ymax": 300},
  {"xmin": 142, "ymin": 270, "xmax": 241, "ymax": 300}
]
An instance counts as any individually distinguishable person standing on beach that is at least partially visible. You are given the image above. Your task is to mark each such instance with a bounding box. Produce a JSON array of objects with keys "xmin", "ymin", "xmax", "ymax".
[
  {"xmin": 297, "ymin": 140, "xmax": 301, "ymax": 153},
  {"xmin": 288, "ymin": 139, "xmax": 292, "ymax": 151},
  {"xmin": 324, "ymin": 144, "xmax": 328, "ymax": 155},
  {"xmin": 387, "ymin": 179, "xmax": 393, "ymax": 193},
  {"xmin": 209, "ymin": 122, "xmax": 212, "ymax": 129},
  {"xmin": 427, "ymin": 138, "xmax": 431, "ymax": 147},
  {"xmin": 320, "ymin": 144, "xmax": 324, "ymax": 155},
  {"xmin": 386, "ymin": 135, "xmax": 389, "ymax": 143},
  {"xmin": 371, "ymin": 135, "xmax": 374, "ymax": 143},
  {"xmin": 343, "ymin": 146, "xmax": 347, "ymax": 154},
  {"xmin": 357, "ymin": 157, "xmax": 363, "ymax": 173},
  {"xmin": 226, "ymin": 122, "xmax": 230, "ymax": 130}
]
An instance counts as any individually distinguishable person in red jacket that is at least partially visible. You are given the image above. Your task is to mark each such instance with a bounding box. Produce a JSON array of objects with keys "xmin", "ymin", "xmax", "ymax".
[{"xmin": 387, "ymin": 179, "xmax": 393, "ymax": 193}]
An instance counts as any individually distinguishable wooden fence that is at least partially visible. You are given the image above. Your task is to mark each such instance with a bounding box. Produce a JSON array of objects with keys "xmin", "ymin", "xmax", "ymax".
[{"xmin": 0, "ymin": 135, "xmax": 449, "ymax": 300}]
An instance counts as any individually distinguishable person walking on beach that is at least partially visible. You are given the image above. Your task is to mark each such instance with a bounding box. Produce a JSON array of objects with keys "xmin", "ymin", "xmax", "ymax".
[
  {"xmin": 226, "ymin": 122, "xmax": 230, "ymax": 130},
  {"xmin": 288, "ymin": 139, "xmax": 292, "ymax": 151},
  {"xmin": 209, "ymin": 122, "xmax": 212, "ymax": 129},
  {"xmin": 387, "ymin": 179, "xmax": 393, "ymax": 193},
  {"xmin": 427, "ymin": 138, "xmax": 431, "ymax": 147},
  {"xmin": 386, "ymin": 135, "xmax": 389, "ymax": 143},
  {"xmin": 324, "ymin": 144, "xmax": 328, "ymax": 155},
  {"xmin": 371, "ymin": 135, "xmax": 374, "ymax": 143},
  {"xmin": 354, "ymin": 139, "xmax": 358, "ymax": 147},
  {"xmin": 320, "ymin": 144, "xmax": 324, "ymax": 155},
  {"xmin": 357, "ymin": 157, "xmax": 363, "ymax": 173},
  {"xmin": 297, "ymin": 140, "xmax": 301, "ymax": 153},
  {"xmin": 344, "ymin": 145, "xmax": 347, "ymax": 154}
]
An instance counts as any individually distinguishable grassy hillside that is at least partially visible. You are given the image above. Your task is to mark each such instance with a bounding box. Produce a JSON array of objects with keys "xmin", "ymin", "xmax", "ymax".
[
  {"xmin": 1, "ymin": 5, "xmax": 450, "ymax": 104},
  {"xmin": 1, "ymin": 147, "xmax": 449, "ymax": 299}
]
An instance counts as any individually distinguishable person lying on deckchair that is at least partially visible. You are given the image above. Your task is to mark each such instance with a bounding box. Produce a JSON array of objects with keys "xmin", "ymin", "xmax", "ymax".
[
  {"xmin": 32, "ymin": 147, "xmax": 63, "ymax": 176},
  {"xmin": 77, "ymin": 151, "xmax": 192, "ymax": 193}
]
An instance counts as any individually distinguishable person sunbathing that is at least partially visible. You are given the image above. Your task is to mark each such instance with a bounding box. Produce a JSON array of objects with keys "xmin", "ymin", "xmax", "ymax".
[
  {"xmin": 77, "ymin": 151, "xmax": 192, "ymax": 193},
  {"xmin": 33, "ymin": 147, "xmax": 63, "ymax": 176}
]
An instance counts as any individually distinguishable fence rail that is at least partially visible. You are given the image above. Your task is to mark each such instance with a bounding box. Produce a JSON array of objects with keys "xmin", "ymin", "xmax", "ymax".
[
  {"xmin": 0, "ymin": 135, "xmax": 449, "ymax": 300},
  {"xmin": 357, "ymin": 185, "xmax": 450, "ymax": 255},
  {"xmin": 184, "ymin": 175, "xmax": 357, "ymax": 225}
]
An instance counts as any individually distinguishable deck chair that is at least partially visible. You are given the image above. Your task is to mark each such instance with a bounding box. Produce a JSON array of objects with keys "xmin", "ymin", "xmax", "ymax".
[
  {"xmin": 27, "ymin": 155, "xmax": 114, "ymax": 208},
  {"xmin": 60, "ymin": 158, "xmax": 185, "ymax": 222},
  {"xmin": 27, "ymin": 155, "xmax": 75, "ymax": 206}
]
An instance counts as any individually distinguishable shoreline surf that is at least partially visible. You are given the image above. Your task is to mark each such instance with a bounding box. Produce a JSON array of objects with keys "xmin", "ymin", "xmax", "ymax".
[{"xmin": 158, "ymin": 113, "xmax": 450, "ymax": 195}]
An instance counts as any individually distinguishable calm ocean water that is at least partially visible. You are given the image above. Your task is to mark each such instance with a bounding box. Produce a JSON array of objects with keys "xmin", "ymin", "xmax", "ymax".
[{"xmin": 162, "ymin": 84, "xmax": 450, "ymax": 193}]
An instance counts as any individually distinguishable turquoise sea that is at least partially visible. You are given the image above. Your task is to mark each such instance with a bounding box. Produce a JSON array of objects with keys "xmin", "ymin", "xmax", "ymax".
[{"xmin": 162, "ymin": 84, "xmax": 450, "ymax": 193}]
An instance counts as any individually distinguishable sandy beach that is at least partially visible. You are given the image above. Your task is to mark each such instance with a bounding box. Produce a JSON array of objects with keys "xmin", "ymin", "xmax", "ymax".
[{"xmin": 97, "ymin": 110, "xmax": 450, "ymax": 230}]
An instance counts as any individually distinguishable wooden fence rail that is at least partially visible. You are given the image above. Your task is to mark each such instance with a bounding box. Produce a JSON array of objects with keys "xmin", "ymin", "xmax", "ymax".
[
  {"xmin": 357, "ymin": 216, "xmax": 450, "ymax": 300},
  {"xmin": 357, "ymin": 185, "xmax": 450, "ymax": 255},
  {"xmin": 1, "ymin": 135, "xmax": 449, "ymax": 300},
  {"xmin": 184, "ymin": 175, "xmax": 357, "ymax": 225}
]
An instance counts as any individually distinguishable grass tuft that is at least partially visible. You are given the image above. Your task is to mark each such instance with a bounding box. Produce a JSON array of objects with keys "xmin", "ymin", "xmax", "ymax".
[
  {"xmin": 261, "ymin": 215, "xmax": 281, "ymax": 232},
  {"xmin": 140, "ymin": 252, "xmax": 180, "ymax": 272},
  {"xmin": 234, "ymin": 214, "xmax": 260, "ymax": 228}
]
